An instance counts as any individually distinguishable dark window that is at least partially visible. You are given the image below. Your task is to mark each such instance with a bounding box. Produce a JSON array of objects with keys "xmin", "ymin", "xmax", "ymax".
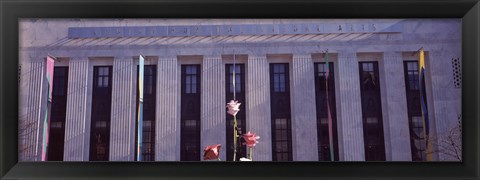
[
  {"xmin": 135, "ymin": 65, "xmax": 156, "ymax": 161},
  {"xmin": 314, "ymin": 63, "xmax": 339, "ymax": 161},
  {"xmin": 89, "ymin": 66, "xmax": 113, "ymax": 161},
  {"xmin": 47, "ymin": 67, "xmax": 69, "ymax": 161},
  {"xmin": 359, "ymin": 62, "xmax": 386, "ymax": 161},
  {"xmin": 403, "ymin": 61, "xmax": 427, "ymax": 161},
  {"xmin": 225, "ymin": 64, "xmax": 246, "ymax": 161},
  {"xmin": 180, "ymin": 65, "xmax": 201, "ymax": 161},
  {"xmin": 184, "ymin": 65, "xmax": 198, "ymax": 94},
  {"xmin": 269, "ymin": 63, "xmax": 292, "ymax": 161}
]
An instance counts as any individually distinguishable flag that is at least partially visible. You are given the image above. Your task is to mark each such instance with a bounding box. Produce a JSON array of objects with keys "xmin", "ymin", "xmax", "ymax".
[
  {"xmin": 418, "ymin": 48, "xmax": 431, "ymax": 161},
  {"xmin": 325, "ymin": 50, "xmax": 334, "ymax": 161},
  {"xmin": 137, "ymin": 55, "xmax": 144, "ymax": 161},
  {"xmin": 41, "ymin": 55, "xmax": 55, "ymax": 161}
]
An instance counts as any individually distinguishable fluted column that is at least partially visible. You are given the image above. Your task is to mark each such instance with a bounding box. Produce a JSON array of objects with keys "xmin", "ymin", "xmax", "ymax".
[
  {"xmin": 383, "ymin": 52, "xmax": 412, "ymax": 161},
  {"xmin": 200, "ymin": 56, "xmax": 226, "ymax": 161},
  {"xmin": 246, "ymin": 55, "xmax": 272, "ymax": 161},
  {"xmin": 156, "ymin": 57, "xmax": 180, "ymax": 161},
  {"xmin": 63, "ymin": 57, "xmax": 90, "ymax": 161},
  {"xmin": 109, "ymin": 56, "xmax": 136, "ymax": 161},
  {"xmin": 291, "ymin": 54, "xmax": 318, "ymax": 161},
  {"xmin": 19, "ymin": 58, "xmax": 46, "ymax": 161},
  {"xmin": 337, "ymin": 52, "xmax": 365, "ymax": 161}
]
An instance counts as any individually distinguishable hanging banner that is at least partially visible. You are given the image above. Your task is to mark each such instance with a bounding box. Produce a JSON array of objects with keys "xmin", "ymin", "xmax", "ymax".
[
  {"xmin": 137, "ymin": 55, "xmax": 144, "ymax": 161},
  {"xmin": 41, "ymin": 55, "xmax": 55, "ymax": 161}
]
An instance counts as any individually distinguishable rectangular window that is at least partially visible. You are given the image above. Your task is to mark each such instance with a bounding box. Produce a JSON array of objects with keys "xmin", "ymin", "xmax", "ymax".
[
  {"xmin": 89, "ymin": 66, "xmax": 113, "ymax": 161},
  {"xmin": 47, "ymin": 67, "xmax": 69, "ymax": 161},
  {"xmin": 269, "ymin": 63, "xmax": 292, "ymax": 161},
  {"xmin": 135, "ymin": 65, "xmax": 156, "ymax": 161},
  {"xmin": 225, "ymin": 64, "xmax": 246, "ymax": 161},
  {"xmin": 403, "ymin": 61, "xmax": 427, "ymax": 161},
  {"xmin": 314, "ymin": 62, "xmax": 339, "ymax": 161},
  {"xmin": 358, "ymin": 62, "xmax": 386, "ymax": 161},
  {"xmin": 180, "ymin": 65, "xmax": 201, "ymax": 161}
]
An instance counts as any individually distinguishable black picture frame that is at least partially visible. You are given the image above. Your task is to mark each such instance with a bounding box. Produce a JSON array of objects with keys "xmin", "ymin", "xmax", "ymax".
[{"xmin": 1, "ymin": 0, "xmax": 478, "ymax": 179}]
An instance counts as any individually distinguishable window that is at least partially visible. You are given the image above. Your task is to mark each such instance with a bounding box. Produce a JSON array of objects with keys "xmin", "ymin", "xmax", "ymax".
[
  {"xmin": 135, "ymin": 65, "xmax": 156, "ymax": 161},
  {"xmin": 359, "ymin": 62, "xmax": 386, "ymax": 161},
  {"xmin": 403, "ymin": 61, "xmax": 427, "ymax": 161},
  {"xmin": 185, "ymin": 65, "xmax": 198, "ymax": 94},
  {"xmin": 89, "ymin": 66, "xmax": 112, "ymax": 161},
  {"xmin": 47, "ymin": 67, "xmax": 69, "ymax": 161},
  {"xmin": 270, "ymin": 63, "xmax": 292, "ymax": 161},
  {"xmin": 97, "ymin": 67, "xmax": 109, "ymax": 88},
  {"xmin": 314, "ymin": 62, "xmax": 339, "ymax": 161},
  {"xmin": 272, "ymin": 64, "xmax": 287, "ymax": 92},
  {"xmin": 225, "ymin": 64, "xmax": 246, "ymax": 161},
  {"xmin": 180, "ymin": 65, "xmax": 201, "ymax": 161}
]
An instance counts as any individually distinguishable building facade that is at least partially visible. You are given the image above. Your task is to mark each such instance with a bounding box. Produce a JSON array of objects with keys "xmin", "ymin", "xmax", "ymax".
[{"xmin": 18, "ymin": 19, "xmax": 462, "ymax": 161}]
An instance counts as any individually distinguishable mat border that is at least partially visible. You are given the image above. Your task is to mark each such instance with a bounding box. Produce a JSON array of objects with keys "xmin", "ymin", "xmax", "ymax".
[{"xmin": 1, "ymin": 0, "xmax": 479, "ymax": 179}]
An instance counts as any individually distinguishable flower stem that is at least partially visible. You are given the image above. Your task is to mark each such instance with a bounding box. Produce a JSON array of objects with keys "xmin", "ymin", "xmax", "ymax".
[
  {"xmin": 249, "ymin": 147, "xmax": 253, "ymax": 160},
  {"xmin": 233, "ymin": 115, "xmax": 237, "ymax": 161}
]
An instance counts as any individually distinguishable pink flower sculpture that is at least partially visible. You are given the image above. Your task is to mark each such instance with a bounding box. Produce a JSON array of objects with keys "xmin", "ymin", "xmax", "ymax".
[
  {"xmin": 226, "ymin": 100, "xmax": 241, "ymax": 116},
  {"xmin": 203, "ymin": 144, "xmax": 222, "ymax": 160},
  {"xmin": 243, "ymin": 131, "xmax": 260, "ymax": 148}
]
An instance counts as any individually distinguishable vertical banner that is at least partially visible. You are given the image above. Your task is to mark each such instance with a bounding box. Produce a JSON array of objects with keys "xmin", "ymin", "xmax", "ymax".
[
  {"xmin": 41, "ymin": 55, "xmax": 55, "ymax": 161},
  {"xmin": 137, "ymin": 55, "xmax": 144, "ymax": 161},
  {"xmin": 325, "ymin": 50, "xmax": 335, "ymax": 161},
  {"xmin": 418, "ymin": 48, "xmax": 431, "ymax": 161}
]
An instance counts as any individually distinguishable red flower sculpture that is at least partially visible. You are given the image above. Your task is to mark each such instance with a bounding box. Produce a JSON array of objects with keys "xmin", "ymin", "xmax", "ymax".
[
  {"xmin": 226, "ymin": 100, "xmax": 241, "ymax": 116},
  {"xmin": 243, "ymin": 131, "xmax": 260, "ymax": 148},
  {"xmin": 203, "ymin": 144, "xmax": 222, "ymax": 160}
]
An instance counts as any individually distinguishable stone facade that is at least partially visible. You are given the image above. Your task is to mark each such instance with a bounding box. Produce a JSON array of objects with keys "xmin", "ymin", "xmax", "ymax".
[{"xmin": 18, "ymin": 19, "xmax": 462, "ymax": 161}]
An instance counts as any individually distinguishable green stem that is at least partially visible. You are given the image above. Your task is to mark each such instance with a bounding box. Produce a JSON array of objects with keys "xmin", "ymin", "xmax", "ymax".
[
  {"xmin": 249, "ymin": 147, "xmax": 253, "ymax": 160},
  {"xmin": 233, "ymin": 115, "xmax": 237, "ymax": 161}
]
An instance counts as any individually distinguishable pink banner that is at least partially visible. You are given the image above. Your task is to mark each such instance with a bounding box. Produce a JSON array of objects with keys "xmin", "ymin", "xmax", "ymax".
[{"xmin": 41, "ymin": 55, "xmax": 55, "ymax": 161}]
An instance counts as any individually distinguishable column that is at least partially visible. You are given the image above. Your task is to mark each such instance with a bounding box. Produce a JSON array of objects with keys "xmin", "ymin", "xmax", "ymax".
[
  {"xmin": 201, "ymin": 56, "xmax": 226, "ymax": 161},
  {"xmin": 382, "ymin": 52, "xmax": 412, "ymax": 161},
  {"xmin": 291, "ymin": 54, "xmax": 318, "ymax": 161},
  {"xmin": 429, "ymin": 50, "xmax": 462, "ymax": 161},
  {"xmin": 337, "ymin": 52, "xmax": 365, "ymax": 161},
  {"xmin": 246, "ymin": 55, "xmax": 272, "ymax": 161},
  {"xmin": 19, "ymin": 58, "xmax": 45, "ymax": 161},
  {"xmin": 63, "ymin": 57, "xmax": 90, "ymax": 161},
  {"xmin": 156, "ymin": 57, "xmax": 180, "ymax": 161},
  {"xmin": 109, "ymin": 56, "xmax": 136, "ymax": 161}
]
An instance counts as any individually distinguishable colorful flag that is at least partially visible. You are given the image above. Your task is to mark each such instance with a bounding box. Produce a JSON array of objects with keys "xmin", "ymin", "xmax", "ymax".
[
  {"xmin": 325, "ymin": 50, "xmax": 334, "ymax": 161},
  {"xmin": 418, "ymin": 48, "xmax": 431, "ymax": 161},
  {"xmin": 137, "ymin": 55, "xmax": 144, "ymax": 161},
  {"xmin": 41, "ymin": 55, "xmax": 55, "ymax": 161}
]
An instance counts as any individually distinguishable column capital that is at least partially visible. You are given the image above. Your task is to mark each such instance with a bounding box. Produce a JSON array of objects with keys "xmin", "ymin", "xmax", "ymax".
[
  {"xmin": 292, "ymin": 54, "xmax": 312, "ymax": 60},
  {"xmin": 159, "ymin": 56, "xmax": 178, "ymax": 61},
  {"xmin": 203, "ymin": 55, "xmax": 222, "ymax": 60},
  {"xmin": 247, "ymin": 54, "xmax": 267, "ymax": 60},
  {"xmin": 113, "ymin": 56, "xmax": 134, "ymax": 61},
  {"xmin": 337, "ymin": 51, "xmax": 357, "ymax": 59}
]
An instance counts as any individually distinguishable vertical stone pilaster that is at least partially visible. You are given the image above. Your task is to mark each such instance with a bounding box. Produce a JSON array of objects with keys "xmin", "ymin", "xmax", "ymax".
[
  {"xmin": 429, "ymin": 50, "xmax": 462, "ymax": 161},
  {"xmin": 156, "ymin": 57, "xmax": 180, "ymax": 161},
  {"xmin": 337, "ymin": 52, "xmax": 365, "ymax": 161},
  {"xmin": 19, "ymin": 58, "xmax": 45, "ymax": 161},
  {"xmin": 246, "ymin": 55, "xmax": 272, "ymax": 161},
  {"xmin": 109, "ymin": 56, "xmax": 136, "ymax": 161},
  {"xmin": 201, "ymin": 56, "xmax": 226, "ymax": 161},
  {"xmin": 382, "ymin": 52, "xmax": 412, "ymax": 161},
  {"xmin": 291, "ymin": 54, "xmax": 318, "ymax": 161},
  {"xmin": 63, "ymin": 57, "xmax": 90, "ymax": 161}
]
